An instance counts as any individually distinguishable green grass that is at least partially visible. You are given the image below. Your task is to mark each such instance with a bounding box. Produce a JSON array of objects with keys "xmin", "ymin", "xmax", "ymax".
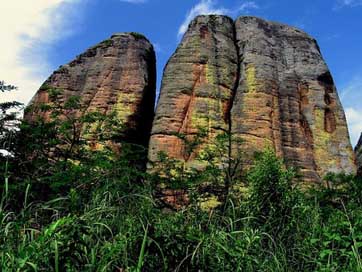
[
  {"xmin": 1, "ymin": 96, "xmax": 362, "ymax": 271},
  {"xmin": 1, "ymin": 148, "xmax": 362, "ymax": 271}
]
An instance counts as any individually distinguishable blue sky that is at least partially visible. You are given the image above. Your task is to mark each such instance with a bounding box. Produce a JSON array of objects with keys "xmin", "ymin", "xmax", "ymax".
[{"xmin": 1, "ymin": 0, "xmax": 361, "ymax": 146}]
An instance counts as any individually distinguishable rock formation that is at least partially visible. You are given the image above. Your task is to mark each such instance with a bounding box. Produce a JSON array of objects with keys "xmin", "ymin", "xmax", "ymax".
[
  {"xmin": 232, "ymin": 16, "xmax": 355, "ymax": 181},
  {"xmin": 149, "ymin": 15, "xmax": 238, "ymax": 168},
  {"xmin": 355, "ymin": 134, "xmax": 362, "ymax": 176},
  {"xmin": 24, "ymin": 16, "xmax": 355, "ymax": 183},
  {"xmin": 148, "ymin": 15, "xmax": 356, "ymax": 182},
  {"xmin": 25, "ymin": 33, "xmax": 156, "ymax": 146}
]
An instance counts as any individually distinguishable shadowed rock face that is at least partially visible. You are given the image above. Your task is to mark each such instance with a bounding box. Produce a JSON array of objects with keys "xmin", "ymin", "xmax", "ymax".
[
  {"xmin": 355, "ymin": 134, "xmax": 362, "ymax": 176},
  {"xmin": 148, "ymin": 15, "xmax": 356, "ymax": 182},
  {"xmin": 25, "ymin": 33, "xmax": 156, "ymax": 147}
]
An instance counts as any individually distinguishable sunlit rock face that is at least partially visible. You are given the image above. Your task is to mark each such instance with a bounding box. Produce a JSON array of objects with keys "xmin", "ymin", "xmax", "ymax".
[
  {"xmin": 148, "ymin": 15, "xmax": 356, "ymax": 182},
  {"xmin": 24, "ymin": 16, "xmax": 356, "ymax": 183},
  {"xmin": 25, "ymin": 33, "xmax": 156, "ymax": 147},
  {"xmin": 231, "ymin": 16, "xmax": 355, "ymax": 182},
  {"xmin": 149, "ymin": 15, "xmax": 238, "ymax": 168}
]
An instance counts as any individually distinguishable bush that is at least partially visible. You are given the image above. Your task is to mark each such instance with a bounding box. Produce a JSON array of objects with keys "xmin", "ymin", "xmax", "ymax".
[{"xmin": 2, "ymin": 96, "xmax": 362, "ymax": 271}]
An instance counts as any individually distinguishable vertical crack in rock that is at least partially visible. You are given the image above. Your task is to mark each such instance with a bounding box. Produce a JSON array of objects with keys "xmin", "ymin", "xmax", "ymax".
[
  {"xmin": 227, "ymin": 23, "xmax": 242, "ymax": 139},
  {"xmin": 317, "ymin": 72, "xmax": 337, "ymax": 134},
  {"xmin": 226, "ymin": 23, "xmax": 243, "ymax": 174}
]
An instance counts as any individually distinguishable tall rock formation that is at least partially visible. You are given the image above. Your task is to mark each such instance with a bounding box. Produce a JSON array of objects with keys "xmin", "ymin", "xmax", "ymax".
[
  {"xmin": 149, "ymin": 15, "xmax": 355, "ymax": 182},
  {"xmin": 149, "ymin": 15, "xmax": 238, "ymax": 168},
  {"xmin": 231, "ymin": 16, "xmax": 355, "ymax": 181},
  {"xmin": 25, "ymin": 33, "xmax": 156, "ymax": 146}
]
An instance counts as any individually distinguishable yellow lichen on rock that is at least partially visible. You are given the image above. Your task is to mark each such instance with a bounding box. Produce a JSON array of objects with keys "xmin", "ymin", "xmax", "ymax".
[
  {"xmin": 114, "ymin": 92, "xmax": 137, "ymax": 122},
  {"xmin": 245, "ymin": 64, "xmax": 257, "ymax": 93},
  {"xmin": 313, "ymin": 108, "xmax": 335, "ymax": 175}
]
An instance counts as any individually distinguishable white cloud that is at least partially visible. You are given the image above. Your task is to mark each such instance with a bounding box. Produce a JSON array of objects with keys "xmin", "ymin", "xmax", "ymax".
[
  {"xmin": 237, "ymin": 1, "xmax": 259, "ymax": 12},
  {"xmin": 345, "ymin": 108, "xmax": 362, "ymax": 147},
  {"xmin": 178, "ymin": 0, "xmax": 259, "ymax": 38},
  {"xmin": 153, "ymin": 43, "xmax": 163, "ymax": 54},
  {"xmin": 340, "ymin": 75, "xmax": 362, "ymax": 147},
  {"xmin": 334, "ymin": 0, "xmax": 362, "ymax": 9},
  {"xmin": 119, "ymin": 0, "xmax": 147, "ymax": 3},
  {"xmin": 0, "ymin": 0, "xmax": 85, "ymax": 105},
  {"xmin": 178, "ymin": 0, "xmax": 229, "ymax": 38}
]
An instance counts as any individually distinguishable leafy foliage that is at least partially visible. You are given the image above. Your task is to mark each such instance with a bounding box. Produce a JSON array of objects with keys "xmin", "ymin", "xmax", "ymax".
[
  {"xmin": 1, "ymin": 85, "xmax": 362, "ymax": 271},
  {"xmin": 0, "ymin": 80, "xmax": 23, "ymax": 153},
  {"xmin": 0, "ymin": 81, "xmax": 17, "ymax": 92}
]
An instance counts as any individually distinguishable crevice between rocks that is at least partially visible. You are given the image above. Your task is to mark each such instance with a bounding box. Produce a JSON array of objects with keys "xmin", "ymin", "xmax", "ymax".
[
  {"xmin": 223, "ymin": 22, "xmax": 243, "ymax": 183},
  {"xmin": 226, "ymin": 23, "xmax": 242, "ymax": 138}
]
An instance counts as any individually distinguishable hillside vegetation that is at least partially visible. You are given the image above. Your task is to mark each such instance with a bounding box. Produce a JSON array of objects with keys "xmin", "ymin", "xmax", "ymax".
[{"xmin": 1, "ymin": 90, "xmax": 362, "ymax": 271}]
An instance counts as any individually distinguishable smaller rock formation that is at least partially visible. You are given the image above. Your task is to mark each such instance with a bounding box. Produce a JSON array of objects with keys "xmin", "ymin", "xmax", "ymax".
[
  {"xmin": 25, "ymin": 33, "xmax": 156, "ymax": 147},
  {"xmin": 355, "ymin": 134, "xmax": 362, "ymax": 176}
]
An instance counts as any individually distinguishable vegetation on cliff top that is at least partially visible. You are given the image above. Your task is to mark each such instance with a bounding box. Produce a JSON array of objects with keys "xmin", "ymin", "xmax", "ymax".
[{"xmin": 1, "ymin": 86, "xmax": 362, "ymax": 271}]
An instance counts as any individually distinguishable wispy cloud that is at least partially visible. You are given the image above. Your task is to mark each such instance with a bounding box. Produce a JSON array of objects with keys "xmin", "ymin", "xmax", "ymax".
[
  {"xmin": 178, "ymin": 0, "xmax": 259, "ymax": 38},
  {"xmin": 0, "ymin": 0, "xmax": 85, "ymax": 105},
  {"xmin": 345, "ymin": 108, "xmax": 362, "ymax": 147},
  {"xmin": 334, "ymin": 0, "xmax": 362, "ymax": 9},
  {"xmin": 178, "ymin": 0, "xmax": 228, "ymax": 38},
  {"xmin": 119, "ymin": 0, "xmax": 147, "ymax": 3},
  {"xmin": 153, "ymin": 43, "xmax": 163, "ymax": 54},
  {"xmin": 237, "ymin": 1, "xmax": 259, "ymax": 12},
  {"xmin": 340, "ymin": 75, "xmax": 362, "ymax": 147}
]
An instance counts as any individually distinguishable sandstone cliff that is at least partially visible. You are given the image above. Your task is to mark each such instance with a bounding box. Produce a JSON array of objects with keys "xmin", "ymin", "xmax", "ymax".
[
  {"xmin": 24, "ymin": 16, "xmax": 355, "ymax": 182},
  {"xmin": 148, "ymin": 15, "xmax": 355, "ymax": 181},
  {"xmin": 149, "ymin": 16, "xmax": 238, "ymax": 167},
  {"xmin": 25, "ymin": 33, "xmax": 156, "ymax": 146}
]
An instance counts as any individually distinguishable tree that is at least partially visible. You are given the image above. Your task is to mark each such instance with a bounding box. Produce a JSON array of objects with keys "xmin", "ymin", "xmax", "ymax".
[
  {"xmin": 246, "ymin": 149, "xmax": 297, "ymax": 236},
  {"xmin": 9, "ymin": 86, "xmax": 141, "ymax": 201},
  {"xmin": 0, "ymin": 81, "xmax": 23, "ymax": 155},
  {"xmin": 0, "ymin": 81, "xmax": 17, "ymax": 92},
  {"xmin": 151, "ymin": 126, "xmax": 244, "ymax": 209},
  {"xmin": 197, "ymin": 130, "xmax": 244, "ymax": 206}
]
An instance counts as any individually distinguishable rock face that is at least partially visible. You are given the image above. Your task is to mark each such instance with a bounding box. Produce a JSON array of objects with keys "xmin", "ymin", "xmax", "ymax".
[
  {"xmin": 24, "ymin": 16, "xmax": 355, "ymax": 182},
  {"xmin": 148, "ymin": 15, "xmax": 356, "ymax": 182},
  {"xmin": 355, "ymin": 134, "xmax": 362, "ymax": 176},
  {"xmin": 25, "ymin": 33, "xmax": 156, "ymax": 146},
  {"xmin": 232, "ymin": 16, "xmax": 355, "ymax": 181},
  {"xmin": 149, "ymin": 16, "xmax": 237, "ymax": 167}
]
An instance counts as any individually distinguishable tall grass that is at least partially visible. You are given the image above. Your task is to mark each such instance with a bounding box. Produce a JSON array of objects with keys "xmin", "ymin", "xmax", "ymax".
[{"xmin": 1, "ymin": 148, "xmax": 362, "ymax": 271}]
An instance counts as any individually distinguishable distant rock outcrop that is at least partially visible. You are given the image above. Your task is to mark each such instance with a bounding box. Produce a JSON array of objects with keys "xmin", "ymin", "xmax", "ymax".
[
  {"xmin": 25, "ymin": 33, "xmax": 156, "ymax": 146},
  {"xmin": 355, "ymin": 134, "xmax": 362, "ymax": 176},
  {"xmin": 148, "ymin": 15, "xmax": 356, "ymax": 182}
]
